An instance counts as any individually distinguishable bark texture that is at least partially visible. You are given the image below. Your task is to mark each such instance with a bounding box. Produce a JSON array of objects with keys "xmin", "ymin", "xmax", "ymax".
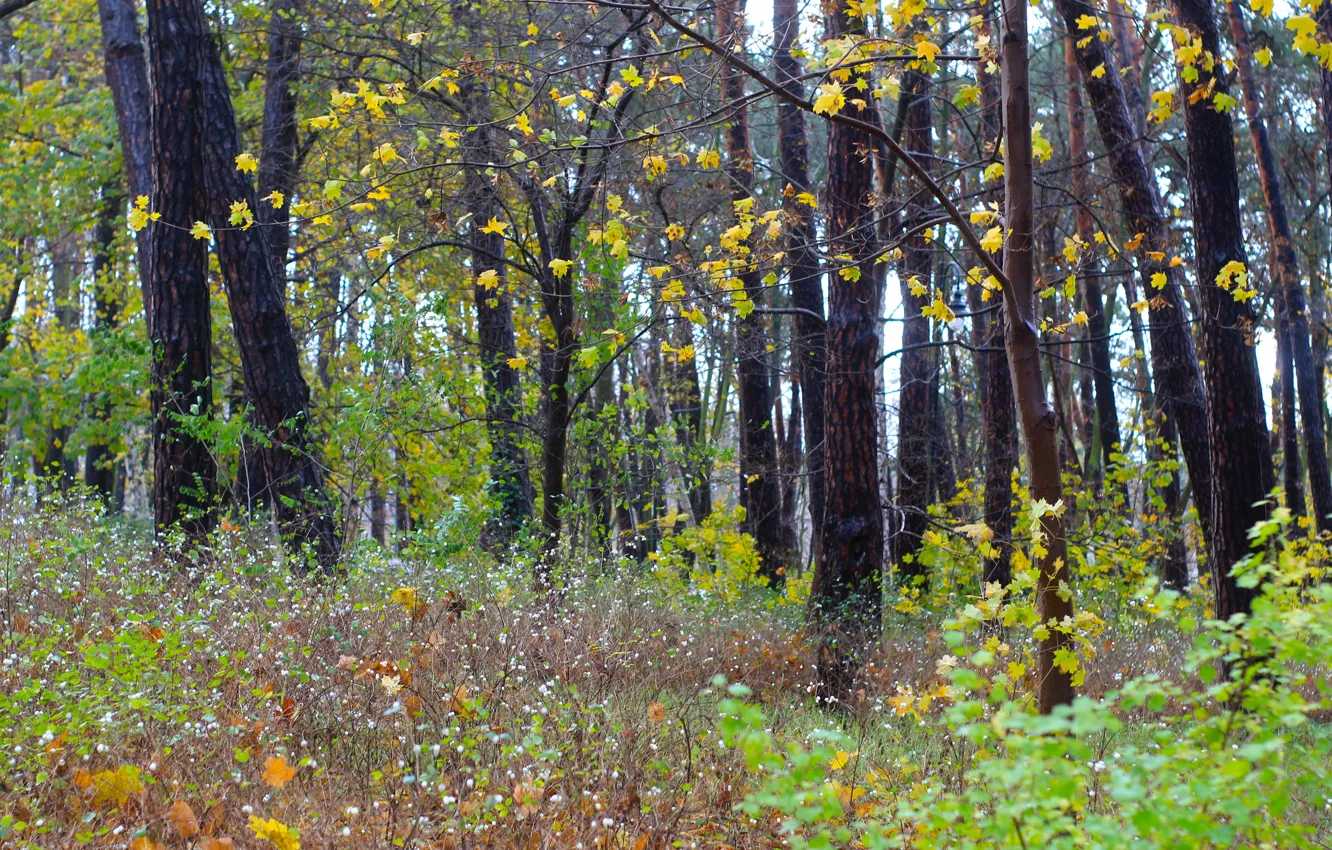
[
  {"xmin": 1226, "ymin": 0, "xmax": 1332, "ymax": 530},
  {"xmin": 1171, "ymin": 0, "xmax": 1273, "ymax": 619},
  {"xmin": 812, "ymin": 0, "xmax": 884, "ymax": 707},
  {"xmin": 719, "ymin": 0, "xmax": 787, "ymax": 584},
  {"xmin": 1001, "ymin": 0, "xmax": 1074, "ymax": 713},
  {"xmin": 894, "ymin": 71, "xmax": 934, "ymax": 581},
  {"xmin": 196, "ymin": 8, "xmax": 341, "ymax": 570},
  {"xmin": 146, "ymin": 0, "xmax": 217, "ymax": 540}
]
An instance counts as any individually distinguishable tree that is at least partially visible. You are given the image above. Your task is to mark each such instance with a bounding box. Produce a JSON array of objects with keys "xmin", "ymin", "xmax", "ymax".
[
  {"xmin": 145, "ymin": 0, "xmax": 217, "ymax": 540},
  {"xmin": 718, "ymin": 0, "xmax": 786, "ymax": 584},
  {"xmin": 811, "ymin": 0, "xmax": 885, "ymax": 705},
  {"xmin": 196, "ymin": 3, "xmax": 341, "ymax": 569},
  {"xmin": 773, "ymin": 0, "xmax": 826, "ymax": 573},
  {"xmin": 1169, "ymin": 0, "xmax": 1274, "ymax": 617},
  {"xmin": 1226, "ymin": 0, "xmax": 1332, "ymax": 530},
  {"xmin": 894, "ymin": 71, "xmax": 935, "ymax": 581},
  {"xmin": 1000, "ymin": 0, "xmax": 1075, "ymax": 712}
]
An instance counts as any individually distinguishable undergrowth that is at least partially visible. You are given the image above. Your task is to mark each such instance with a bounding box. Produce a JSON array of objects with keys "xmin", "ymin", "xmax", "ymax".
[{"xmin": 0, "ymin": 488, "xmax": 1327, "ymax": 849}]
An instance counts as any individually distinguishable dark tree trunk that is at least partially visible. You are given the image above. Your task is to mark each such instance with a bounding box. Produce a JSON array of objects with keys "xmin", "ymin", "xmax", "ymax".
[
  {"xmin": 773, "ymin": 0, "xmax": 826, "ymax": 573},
  {"xmin": 718, "ymin": 0, "xmax": 786, "ymax": 584},
  {"xmin": 85, "ymin": 190, "xmax": 121, "ymax": 502},
  {"xmin": 146, "ymin": 0, "xmax": 217, "ymax": 540},
  {"xmin": 894, "ymin": 71, "xmax": 934, "ymax": 581},
  {"xmin": 463, "ymin": 98, "xmax": 535, "ymax": 543},
  {"xmin": 667, "ymin": 319, "xmax": 712, "ymax": 523},
  {"xmin": 1053, "ymin": 0, "xmax": 1214, "ymax": 548},
  {"xmin": 1001, "ymin": 0, "xmax": 1074, "ymax": 713},
  {"xmin": 194, "ymin": 10, "xmax": 340, "ymax": 570},
  {"xmin": 969, "ymin": 12, "xmax": 1017, "ymax": 588},
  {"xmin": 256, "ymin": 0, "xmax": 301, "ymax": 273},
  {"xmin": 97, "ymin": 0, "xmax": 153, "ymax": 315},
  {"xmin": 1170, "ymin": 0, "xmax": 1273, "ymax": 619},
  {"xmin": 1227, "ymin": 0, "xmax": 1332, "ymax": 530},
  {"xmin": 812, "ymin": 0, "xmax": 884, "ymax": 707},
  {"xmin": 1065, "ymin": 35, "xmax": 1123, "ymax": 486},
  {"xmin": 370, "ymin": 483, "xmax": 387, "ymax": 545},
  {"xmin": 1276, "ymin": 311, "xmax": 1304, "ymax": 513}
]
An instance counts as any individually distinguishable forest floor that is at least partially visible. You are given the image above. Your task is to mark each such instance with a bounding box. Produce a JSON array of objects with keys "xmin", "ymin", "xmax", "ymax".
[{"xmin": 0, "ymin": 497, "xmax": 1328, "ymax": 849}]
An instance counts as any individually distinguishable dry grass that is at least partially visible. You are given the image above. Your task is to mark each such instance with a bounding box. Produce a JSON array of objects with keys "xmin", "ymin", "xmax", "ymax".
[{"xmin": 0, "ymin": 495, "xmax": 1239, "ymax": 849}]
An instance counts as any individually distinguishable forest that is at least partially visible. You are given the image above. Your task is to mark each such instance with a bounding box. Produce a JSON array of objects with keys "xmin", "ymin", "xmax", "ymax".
[{"xmin": 0, "ymin": 0, "xmax": 1331, "ymax": 843}]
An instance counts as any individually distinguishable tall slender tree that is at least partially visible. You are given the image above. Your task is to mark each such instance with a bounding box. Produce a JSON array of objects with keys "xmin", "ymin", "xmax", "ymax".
[
  {"xmin": 773, "ymin": 0, "xmax": 827, "ymax": 573},
  {"xmin": 145, "ymin": 0, "xmax": 217, "ymax": 539},
  {"xmin": 894, "ymin": 71, "xmax": 935, "ymax": 581},
  {"xmin": 196, "ymin": 8, "xmax": 341, "ymax": 569},
  {"xmin": 1054, "ymin": 0, "xmax": 1214, "ymax": 549},
  {"xmin": 1001, "ymin": 0, "xmax": 1075, "ymax": 712},
  {"xmin": 1064, "ymin": 35, "xmax": 1123, "ymax": 489},
  {"xmin": 1226, "ymin": 0, "xmax": 1332, "ymax": 530},
  {"xmin": 718, "ymin": 0, "xmax": 787, "ymax": 584},
  {"xmin": 812, "ymin": 0, "xmax": 885, "ymax": 705},
  {"xmin": 1170, "ymin": 0, "xmax": 1273, "ymax": 618}
]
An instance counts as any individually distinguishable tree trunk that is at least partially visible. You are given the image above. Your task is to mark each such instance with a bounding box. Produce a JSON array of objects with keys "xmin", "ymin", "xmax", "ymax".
[
  {"xmin": 812, "ymin": 0, "xmax": 884, "ymax": 707},
  {"xmin": 194, "ymin": 9, "xmax": 341, "ymax": 570},
  {"xmin": 717, "ymin": 0, "xmax": 786, "ymax": 584},
  {"xmin": 1065, "ymin": 34, "xmax": 1123, "ymax": 486},
  {"xmin": 1170, "ymin": 0, "xmax": 1273, "ymax": 619},
  {"xmin": 1276, "ymin": 311, "xmax": 1304, "ymax": 513},
  {"xmin": 463, "ymin": 97, "xmax": 535, "ymax": 543},
  {"xmin": 773, "ymin": 0, "xmax": 826, "ymax": 574},
  {"xmin": 146, "ymin": 0, "xmax": 217, "ymax": 540},
  {"xmin": 970, "ymin": 12, "xmax": 1017, "ymax": 588},
  {"xmin": 97, "ymin": 0, "xmax": 153, "ymax": 316},
  {"xmin": 1226, "ymin": 0, "xmax": 1332, "ymax": 530},
  {"xmin": 1053, "ymin": 0, "xmax": 1214, "ymax": 548},
  {"xmin": 256, "ymin": 0, "xmax": 301, "ymax": 273},
  {"xmin": 667, "ymin": 319, "xmax": 712, "ymax": 523},
  {"xmin": 894, "ymin": 71, "xmax": 934, "ymax": 581},
  {"xmin": 1001, "ymin": 0, "xmax": 1074, "ymax": 713},
  {"xmin": 85, "ymin": 190, "xmax": 121, "ymax": 501}
]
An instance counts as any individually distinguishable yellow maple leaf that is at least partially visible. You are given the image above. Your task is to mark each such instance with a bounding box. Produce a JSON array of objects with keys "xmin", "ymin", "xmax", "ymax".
[
  {"xmin": 249, "ymin": 816, "xmax": 300, "ymax": 850},
  {"xmin": 476, "ymin": 269, "xmax": 500, "ymax": 290},
  {"xmin": 813, "ymin": 82, "xmax": 846, "ymax": 115},
  {"xmin": 1091, "ymin": 63, "xmax": 1106, "ymax": 78},
  {"xmin": 548, "ymin": 258, "xmax": 574, "ymax": 277},
  {"xmin": 235, "ymin": 152, "xmax": 259, "ymax": 173},
  {"xmin": 981, "ymin": 226, "xmax": 1004, "ymax": 254},
  {"xmin": 479, "ymin": 216, "xmax": 509, "ymax": 235},
  {"xmin": 696, "ymin": 149, "xmax": 720, "ymax": 169},
  {"xmin": 189, "ymin": 221, "xmax": 212, "ymax": 241},
  {"xmin": 261, "ymin": 755, "xmax": 297, "ymax": 788}
]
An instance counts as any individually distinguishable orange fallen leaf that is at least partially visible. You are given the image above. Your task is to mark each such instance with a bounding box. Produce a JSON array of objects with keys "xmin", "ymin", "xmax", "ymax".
[
  {"xmin": 261, "ymin": 755, "xmax": 297, "ymax": 788},
  {"xmin": 647, "ymin": 702, "xmax": 666, "ymax": 725},
  {"xmin": 200, "ymin": 838, "xmax": 236, "ymax": 850},
  {"xmin": 168, "ymin": 800, "xmax": 200, "ymax": 838}
]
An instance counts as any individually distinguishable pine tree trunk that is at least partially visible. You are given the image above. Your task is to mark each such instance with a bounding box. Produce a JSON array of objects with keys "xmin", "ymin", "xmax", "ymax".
[
  {"xmin": 970, "ymin": 13, "xmax": 1017, "ymax": 588},
  {"xmin": 256, "ymin": 0, "xmax": 301, "ymax": 273},
  {"xmin": 195, "ymin": 10, "xmax": 341, "ymax": 571},
  {"xmin": 667, "ymin": 319, "xmax": 712, "ymax": 523},
  {"xmin": 1170, "ymin": 0, "xmax": 1273, "ymax": 619},
  {"xmin": 462, "ymin": 97, "xmax": 535, "ymax": 543},
  {"xmin": 812, "ymin": 0, "xmax": 884, "ymax": 707},
  {"xmin": 145, "ymin": 0, "xmax": 217, "ymax": 540},
  {"xmin": 96, "ymin": 0, "xmax": 152, "ymax": 316},
  {"xmin": 718, "ymin": 0, "xmax": 787, "ymax": 584},
  {"xmin": 85, "ymin": 191, "xmax": 120, "ymax": 502},
  {"xmin": 1054, "ymin": 0, "xmax": 1214, "ymax": 547},
  {"xmin": 1276, "ymin": 312, "xmax": 1304, "ymax": 513},
  {"xmin": 894, "ymin": 71, "xmax": 934, "ymax": 581},
  {"xmin": 773, "ymin": 0, "xmax": 827, "ymax": 574},
  {"xmin": 1065, "ymin": 35, "xmax": 1123, "ymax": 488},
  {"xmin": 1226, "ymin": 0, "xmax": 1332, "ymax": 530},
  {"xmin": 1001, "ymin": 0, "xmax": 1074, "ymax": 713}
]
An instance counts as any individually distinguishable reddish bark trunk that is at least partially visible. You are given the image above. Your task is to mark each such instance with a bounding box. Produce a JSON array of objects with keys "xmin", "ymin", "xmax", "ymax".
[
  {"xmin": 812, "ymin": 0, "xmax": 884, "ymax": 706},
  {"xmin": 1001, "ymin": 0, "xmax": 1074, "ymax": 713}
]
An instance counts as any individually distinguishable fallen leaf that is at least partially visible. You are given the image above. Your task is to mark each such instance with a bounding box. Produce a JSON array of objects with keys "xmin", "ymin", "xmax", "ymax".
[
  {"xmin": 168, "ymin": 800, "xmax": 200, "ymax": 838},
  {"xmin": 647, "ymin": 702, "xmax": 666, "ymax": 725},
  {"xmin": 261, "ymin": 755, "xmax": 297, "ymax": 788}
]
